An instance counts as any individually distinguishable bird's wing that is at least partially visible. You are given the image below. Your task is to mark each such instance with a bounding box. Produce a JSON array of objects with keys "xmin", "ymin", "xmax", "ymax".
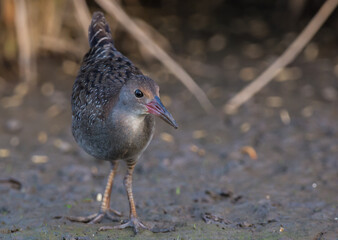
[{"xmin": 72, "ymin": 12, "xmax": 142, "ymax": 123}]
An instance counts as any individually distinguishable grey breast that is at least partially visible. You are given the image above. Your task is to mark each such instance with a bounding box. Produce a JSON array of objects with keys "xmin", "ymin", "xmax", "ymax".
[{"xmin": 104, "ymin": 112, "xmax": 155, "ymax": 161}]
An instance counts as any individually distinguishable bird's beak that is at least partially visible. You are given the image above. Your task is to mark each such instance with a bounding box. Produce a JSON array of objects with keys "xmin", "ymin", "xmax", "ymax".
[{"xmin": 146, "ymin": 96, "xmax": 178, "ymax": 129}]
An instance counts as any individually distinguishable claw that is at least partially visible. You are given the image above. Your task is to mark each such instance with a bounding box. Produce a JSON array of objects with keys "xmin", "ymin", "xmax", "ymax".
[
  {"xmin": 109, "ymin": 208, "xmax": 122, "ymax": 217},
  {"xmin": 67, "ymin": 208, "xmax": 122, "ymax": 224},
  {"xmin": 88, "ymin": 213, "xmax": 104, "ymax": 224},
  {"xmin": 99, "ymin": 217, "xmax": 149, "ymax": 234},
  {"xmin": 67, "ymin": 213, "xmax": 98, "ymax": 223}
]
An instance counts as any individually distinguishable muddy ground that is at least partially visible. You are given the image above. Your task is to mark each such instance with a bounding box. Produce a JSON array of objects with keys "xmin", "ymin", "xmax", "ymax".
[{"xmin": 1, "ymin": 1, "xmax": 338, "ymax": 240}]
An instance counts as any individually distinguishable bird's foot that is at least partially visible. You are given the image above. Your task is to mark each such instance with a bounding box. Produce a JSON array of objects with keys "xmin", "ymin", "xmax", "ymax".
[
  {"xmin": 99, "ymin": 216, "xmax": 149, "ymax": 234},
  {"xmin": 67, "ymin": 208, "xmax": 122, "ymax": 224}
]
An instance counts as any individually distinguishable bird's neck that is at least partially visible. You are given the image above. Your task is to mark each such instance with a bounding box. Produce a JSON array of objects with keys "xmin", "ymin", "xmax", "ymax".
[
  {"xmin": 121, "ymin": 113, "xmax": 146, "ymax": 133},
  {"xmin": 109, "ymin": 105, "xmax": 146, "ymax": 131}
]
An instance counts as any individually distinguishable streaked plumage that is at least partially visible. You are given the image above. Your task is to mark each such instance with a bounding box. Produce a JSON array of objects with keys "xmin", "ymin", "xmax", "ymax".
[{"xmin": 69, "ymin": 12, "xmax": 177, "ymax": 234}]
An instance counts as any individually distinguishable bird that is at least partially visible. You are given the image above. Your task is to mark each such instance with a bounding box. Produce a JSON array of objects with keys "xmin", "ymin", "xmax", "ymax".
[{"xmin": 68, "ymin": 11, "xmax": 178, "ymax": 234}]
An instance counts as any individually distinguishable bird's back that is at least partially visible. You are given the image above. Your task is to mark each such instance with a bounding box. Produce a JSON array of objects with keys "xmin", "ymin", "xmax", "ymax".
[
  {"xmin": 71, "ymin": 12, "xmax": 141, "ymax": 124},
  {"xmin": 71, "ymin": 12, "xmax": 153, "ymax": 160}
]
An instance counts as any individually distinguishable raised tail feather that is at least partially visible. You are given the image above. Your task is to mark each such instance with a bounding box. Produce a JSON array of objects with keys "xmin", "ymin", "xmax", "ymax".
[{"xmin": 88, "ymin": 12, "xmax": 113, "ymax": 48}]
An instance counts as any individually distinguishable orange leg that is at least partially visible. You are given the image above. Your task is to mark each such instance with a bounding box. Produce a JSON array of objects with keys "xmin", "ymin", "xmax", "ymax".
[
  {"xmin": 67, "ymin": 161, "xmax": 122, "ymax": 224},
  {"xmin": 99, "ymin": 160, "xmax": 175, "ymax": 234},
  {"xmin": 99, "ymin": 160, "xmax": 149, "ymax": 233}
]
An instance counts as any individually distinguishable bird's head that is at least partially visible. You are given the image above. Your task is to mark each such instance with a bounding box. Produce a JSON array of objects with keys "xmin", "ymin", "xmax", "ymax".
[{"xmin": 119, "ymin": 76, "xmax": 178, "ymax": 129}]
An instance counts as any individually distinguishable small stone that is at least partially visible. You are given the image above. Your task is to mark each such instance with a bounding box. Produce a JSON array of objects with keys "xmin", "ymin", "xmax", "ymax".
[
  {"xmin": 280, "ymin": 109, "xmax": 291, "ymax": 125},
  {"xmin": 190, "ymin": 144, "xmax": 199, "ymax": 153},
  {"xmin": 193, "ymin": 130, "xmax": 207, "ymax": 139},
  {"xmin": 0, "ymin": 149, "xmax": 10, "ymax": 158},
  {"xmin": 240, "ymin": 123, "xmax": 251, "ymax": 132},
  {"xmin": 38, "ymin": 131, "xmax": 48, "ymax": 144},
  {"xmin": 241, "ymin": 146, "xmax": 257, "ymax": 160},
  {"xmin": 31, "ymin": 155, "xmax": 49, "ymax": 164},
  {"xmin": 53, "ymin": 139, "xmax": 72, "ymax": 153},
  {"xmin": 160, "ymin": 132, "xmax": 174, "ymax": 143},
  {"xmin": 4, "ymin": 119, "xmax": 23, "ymax": 133},
  {"xmin": 321, "ymin": 87, "xmax": 337, "ymax": 101},
  {"xmin": 96, "ymin": 193, "xmax": 102, "ymax": 202}
]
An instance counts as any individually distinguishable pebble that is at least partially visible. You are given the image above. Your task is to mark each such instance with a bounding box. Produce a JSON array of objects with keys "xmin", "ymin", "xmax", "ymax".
[
  {"xmin": 240, "ymin": 122, "xmax": 251, "ymax": 133},
  {"xmin": 193, "ymin": 130, "xmax": 207, "ymax": 139},
  {"xmin": 96, "ymin": 193, "xmax": 102, "ymax": 202},
  {"xmin": 321, "ymin": 87, "xmax": 337, "ymax": 101},
  {"xmin": 190, "ymin": 144, "xmax": 205, "ymax": 156},
  {"xmin": 38, "ymin": 131, "xmax": 48, "ymax": 144},
  {"xmin": 31, "ymin": 155, "xmax": 49, "ymax": 164},
  {"xmin": 4, "ymin": 119, "xmax": 23, "ymax": 133},
  {"xmin": 0, "ymin": 149, "xmax": 10, "ymax": 158},
  {"xmin": 241, "ymin": 146, "xmax": 257, "ymax": 160},
  {"xmin": 53, "ymin": 139, "xmax": 72, "ymax": 153},
  {"xmin": 160, "ymin": 132, "xmax": 174, "ymax": 143},
  {"xmin": 280, "ymin": 109, "xmax": 291, "ymax": 125}
]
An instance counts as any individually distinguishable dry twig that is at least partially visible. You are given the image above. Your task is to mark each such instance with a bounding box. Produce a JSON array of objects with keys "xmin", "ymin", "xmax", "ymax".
[
  {"xmin": 14, "ymin": 0, "xmax": 37, "ymax": 83},
  {"xmin": 44, "ymin": 1, "xmax": 63, "ymax": 37},
  {"xmin": 40, "ymin": 35, "xmax": 85, "ymax": 58},
  {"xmin": 224, "ymin": 0, "xmax": 338, "ymax": 114},
  {"xmin": 72, "ymin": 0, "xmax": 91, "ymax": 35},
  {"xmin": 95, "ymin": 0, "xmax": 215, "ymax": 113}
]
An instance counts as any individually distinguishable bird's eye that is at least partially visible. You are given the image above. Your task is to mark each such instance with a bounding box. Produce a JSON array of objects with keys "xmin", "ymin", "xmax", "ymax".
[{"xmin": 134, "ymin": 89, "xmax": 144, "ymax": 98}]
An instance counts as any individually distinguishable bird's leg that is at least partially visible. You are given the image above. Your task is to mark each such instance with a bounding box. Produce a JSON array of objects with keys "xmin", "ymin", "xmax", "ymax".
[
  {"xmin": 99, "ymin": 160, "xmax": 150, "ymax": 234},
  {"xmin": 67, "ymin": 161, "xmax": 122, "ymax": 224},
  {"xmin": 100, "ymin": 161, "xmax": 122, "ymax": 218}
]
